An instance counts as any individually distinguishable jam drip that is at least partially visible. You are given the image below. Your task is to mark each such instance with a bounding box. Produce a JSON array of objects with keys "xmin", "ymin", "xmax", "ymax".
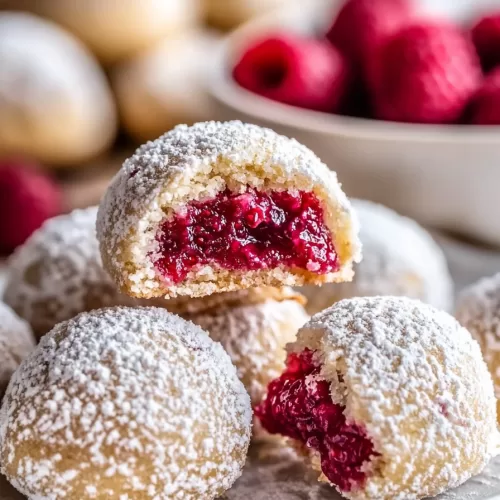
[
  {"xmin": 255, "ymin": 350, "xmax": 378, "ymax": 492},
  {"xmin": 154, "ymin": 188, "xmax": 338, "ymax": 284}
]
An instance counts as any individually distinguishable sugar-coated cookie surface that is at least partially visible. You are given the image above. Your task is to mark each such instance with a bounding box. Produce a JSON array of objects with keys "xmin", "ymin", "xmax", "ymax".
[
  {"xmin": 456, "ymin": 272, "xmax": 500, "ymax": 423},
  {"xmin": 256, "ymin": 296, "xmax": 498, "ymax": 500},
  {"xmin": 302, "ymin": 200, "xmax": 453, "ymax": 314},
  {"xmin": 0, "ymin": 306, "xmax": 252, "ymax": 499},
  {"xmin": 188, "ymin": 287, "xmax": 309, "ymax": 405},
  {"xmin": 97, "ymin": 121, "xmax": 361, "ymax": 299},
  {"xmin": 0, "ymin": 12, "xmax": 116, "ymax": 166},
  {"xmin": 0, "ymin": 302, "xmax": 35, "ymax": 400},
  {"xmin": 3, "ymin": 207, "xmax": 137, "ymax": 339}
]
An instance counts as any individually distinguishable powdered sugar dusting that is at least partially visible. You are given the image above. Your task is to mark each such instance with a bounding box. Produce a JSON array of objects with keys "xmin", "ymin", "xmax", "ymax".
[
  {"xmin": 302, "ymin": 199, "xmax": 453, "ymax": 314},
  {"xmin": 189, "ymin": 295, "xmax": 309, "ymax": 405},
  {"xmin": 3, "ymin": 207, "xmax": 137, "ymax": 339},
  {"xmin": 0, "ymin": 306, "xmax": 252, "ymax": 499},
  {"xmin": 0, "ymin": 302, "xmax": 35, "ymax": 399},
  {"xmin": 456, "ymin": 272, "xmax": 500, "ymax": 405},
  {"xmin": 289, "ymin": 296, "xmax": 497, "ymax": 500},
  {"xmin": 97, "ymin": 121, "xmax": 360, "ymax": 298}
]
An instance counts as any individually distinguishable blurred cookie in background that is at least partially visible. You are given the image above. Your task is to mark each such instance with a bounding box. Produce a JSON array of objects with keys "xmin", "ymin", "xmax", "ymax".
[
  {"xmin": 0, "ymin": 301, "xmax": 35, "ymax": 400},
  {"xmin": 113, "ymin": 31, "xmax": 218, "ymax": 143},
  {"xmin": 0, "ymin": 12, "xmax": 116, "ymax": 168},
  {"xmin": 301, "ymin": 199, "xmax": 454, "ymax": 315},
  {"xmin": 203, "ymin": 0, "xmax": 290, "ymax": 31},
  {"xmin": 3, "ymin": 0, "xmax": 200, "ymax": 64}
]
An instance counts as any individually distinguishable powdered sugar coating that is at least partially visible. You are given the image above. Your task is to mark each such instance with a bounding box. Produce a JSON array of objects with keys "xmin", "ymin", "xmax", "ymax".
[
  {"xmin": 302, "ymin": 200, "xmax": 453, "ymax": 314},
  {"xmin": 3, "ymin": 207, "xmax": 137, "ymax": 339},
  {"xmin": 455, "ymin": 272, "xmax": 500, "ymax": 421},
  {"xmin": 97, "ymin": 121, "xmax": 361, "ymax": 298},
  {"xmin": 189, "ymin": 293, "xmax": 309, "ymax": 405},
  {"xmin": 288, "ymin": 296, "xmax": 497, "ymax": 500},
  {"xmin": 0, "ymin": 302, "xmax": 35, "ymax": 400},
  {"xmin": 0, "ymin": 306, "xmax": 252, "ymax": 499}
]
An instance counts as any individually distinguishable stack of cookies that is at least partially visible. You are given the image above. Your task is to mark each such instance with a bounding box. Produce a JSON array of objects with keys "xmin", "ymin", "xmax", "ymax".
[{"xmin": 0, "ymin": 122, "xmax": 496, "ymax": 500}]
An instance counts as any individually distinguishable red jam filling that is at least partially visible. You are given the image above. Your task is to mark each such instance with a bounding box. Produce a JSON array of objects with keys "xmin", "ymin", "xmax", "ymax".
[
  {"xmin": 255, "ymin": 350, "xmax": 378, "ymax": 493},
  {"xmin": 154, "ymin": 188, "xmax": 338, "ymax": 284}
]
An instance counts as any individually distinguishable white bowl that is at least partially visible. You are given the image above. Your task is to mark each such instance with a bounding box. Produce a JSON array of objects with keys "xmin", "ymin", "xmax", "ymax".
[{"xmin": 208, "ymin": 0, "xmax": 500, "ymax": 247}]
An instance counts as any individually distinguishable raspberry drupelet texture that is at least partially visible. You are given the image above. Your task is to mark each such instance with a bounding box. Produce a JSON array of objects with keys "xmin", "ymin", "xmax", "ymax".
[
  {"xmin": 0, "ymin": 307, "xmax": 252, "ymax": 499},
  {"xmin": 233, "ymin": 34, "xmax": 350, "ymax": 112},
  {"xmin": 257, "ymin": 296, "xmax": 498, "ymax": 500},
  {"xmin": 371, "ymin": 21, "xmax": 482, "ymax": 124},
  {"xmin": 97, "ymin": 121, "xmax": 360, "ymax": 299}
]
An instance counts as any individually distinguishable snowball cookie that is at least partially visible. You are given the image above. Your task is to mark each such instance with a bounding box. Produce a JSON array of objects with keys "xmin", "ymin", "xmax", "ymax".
[
  {"xmin": 3, "ymin": 207, "xmax": 136, "ymax": 340},
  {"xmin": 203, "ymin": 0, "xmax": 288, "ymax": 30},
  {"xmin": 164, "ymin": 285, "xmax": 301, "ymax": 315},
  {"xmin": 0, "ymin": 302, "xmax": 35, "ymax": 400},
  {"xmin": 302, "ymin": 199, "xmax": 453, "ymax": 315},
  {"xmin": 97, "ymin": 121, "xmax": 361, "ymax": 299},
  {"xmin": 0, "ymin": 13, "xmax": 116, "ymax": 167},
  {"xmin": 8, "ymin": 0, "xmax": 199, "ymax": 64},
  {"xmin": 256, "ymin": 296, "xmax": 497, "ymax": 500},
  {"xmin": 0, "ymin": 307, "xmax": 252, "ymax": 499},
  {"xmin": 113, "ymin": 31, "xmax": 218, "ymax": 143},
  {"xmin": 456, "ymin": 272, "xmax": 500, "ymax": 423},
  {"xmin": 187, "ymin": 287, "xmax": 309, "ymax": 405}
]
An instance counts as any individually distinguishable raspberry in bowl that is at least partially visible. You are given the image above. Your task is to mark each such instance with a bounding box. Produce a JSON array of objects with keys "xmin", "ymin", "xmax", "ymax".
[{"xmin": 210, "ymin": 0, "xmax": 500, "ymax": 247}]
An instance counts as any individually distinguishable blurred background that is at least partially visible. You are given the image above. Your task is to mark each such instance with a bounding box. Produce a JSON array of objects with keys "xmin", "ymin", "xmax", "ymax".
[{"xmin": 0, "ymin": 0, "xmax": 500, "ymax": 285}]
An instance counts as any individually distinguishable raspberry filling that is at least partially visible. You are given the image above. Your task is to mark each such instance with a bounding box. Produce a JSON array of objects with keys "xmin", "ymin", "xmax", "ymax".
[
  {"xmin": 154, "ymin": 188, "xmax": 338, "ymax": 284},
  {"xmin": 255, "ymin": 350, "xmax": 378, "ymax": 492}
]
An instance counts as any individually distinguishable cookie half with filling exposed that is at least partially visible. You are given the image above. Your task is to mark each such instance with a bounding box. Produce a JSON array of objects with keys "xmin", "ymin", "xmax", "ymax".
[
  {"xmin": 256, "ymin": 296, "xmax": 497, "ymax": 499},
  {"xmin": 97, "ymin": 121, "xmax": 361, "ymax": 299}
]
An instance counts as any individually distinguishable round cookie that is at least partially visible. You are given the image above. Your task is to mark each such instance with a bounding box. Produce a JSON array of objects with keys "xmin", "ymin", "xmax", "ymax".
[
  {"xmin": 256, "ymin": 296, "xmax": 497, "ymax": 500},
  {"xmin": 187, "ymin": 287, "xmax": 309, "ymax": 405},
  {"xmin": 302, "ymin": 199, "xmax": 453, "ymax": 314},
  {"xmin": 203, "ymin": 0, "xmax": 288, "ymax": 30},
  {"xmin": 456, "ymin": 272, "xmax": 500, "ymax": 422},
  {"xmin": 0, "ymin": 306, "xmax": 252, "ymax": 499},
  {"xmin": 97, "ymin": 121, "xmax": 361, "ymax": 299},
  {"xmin": 113, "ymin": 31, "xmax": 217, "ymax": 143},
  {"xmin": 3, "ymin": 207, "xmax": 136, "ymax": 340},
  {"xmin": 0, "ymin": 12, "xmax": 116, "ymax": 167},
  {"xmin": 0, "ymin": 302, "xmax": 35, "ymax": 400},
  {"xmin": 5, "ymin": 0, "xmax": 198, "ymax": 64}
]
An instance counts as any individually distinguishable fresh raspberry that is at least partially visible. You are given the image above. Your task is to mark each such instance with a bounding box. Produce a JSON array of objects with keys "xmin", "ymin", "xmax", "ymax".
[
  {"xmin": 326, "ymin": 0, "xmax": 414, "ymax": 74},
  {"xmin": 371, "ymin": 21, "xmax": 482, "ymax": 124},
  {"xmin": 471, "ymin": 12, "xmax": 500, "ymax": 72},
  {"xmin": 469, "ymin": 67, "xmax": 500, "ymax": 124},
  {"xmin": 0, "ymin": 161, "xmax": 62, "ymax": 253},
  {"xmin": 233, "ymin": 34, "xmax": 350, "ymax": 112}
]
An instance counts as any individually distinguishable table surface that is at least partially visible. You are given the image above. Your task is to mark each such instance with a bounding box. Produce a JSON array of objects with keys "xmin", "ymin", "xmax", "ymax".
[{"xmin": 1, "ymin": 232, "xmax": 500, "ymax": 500}]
